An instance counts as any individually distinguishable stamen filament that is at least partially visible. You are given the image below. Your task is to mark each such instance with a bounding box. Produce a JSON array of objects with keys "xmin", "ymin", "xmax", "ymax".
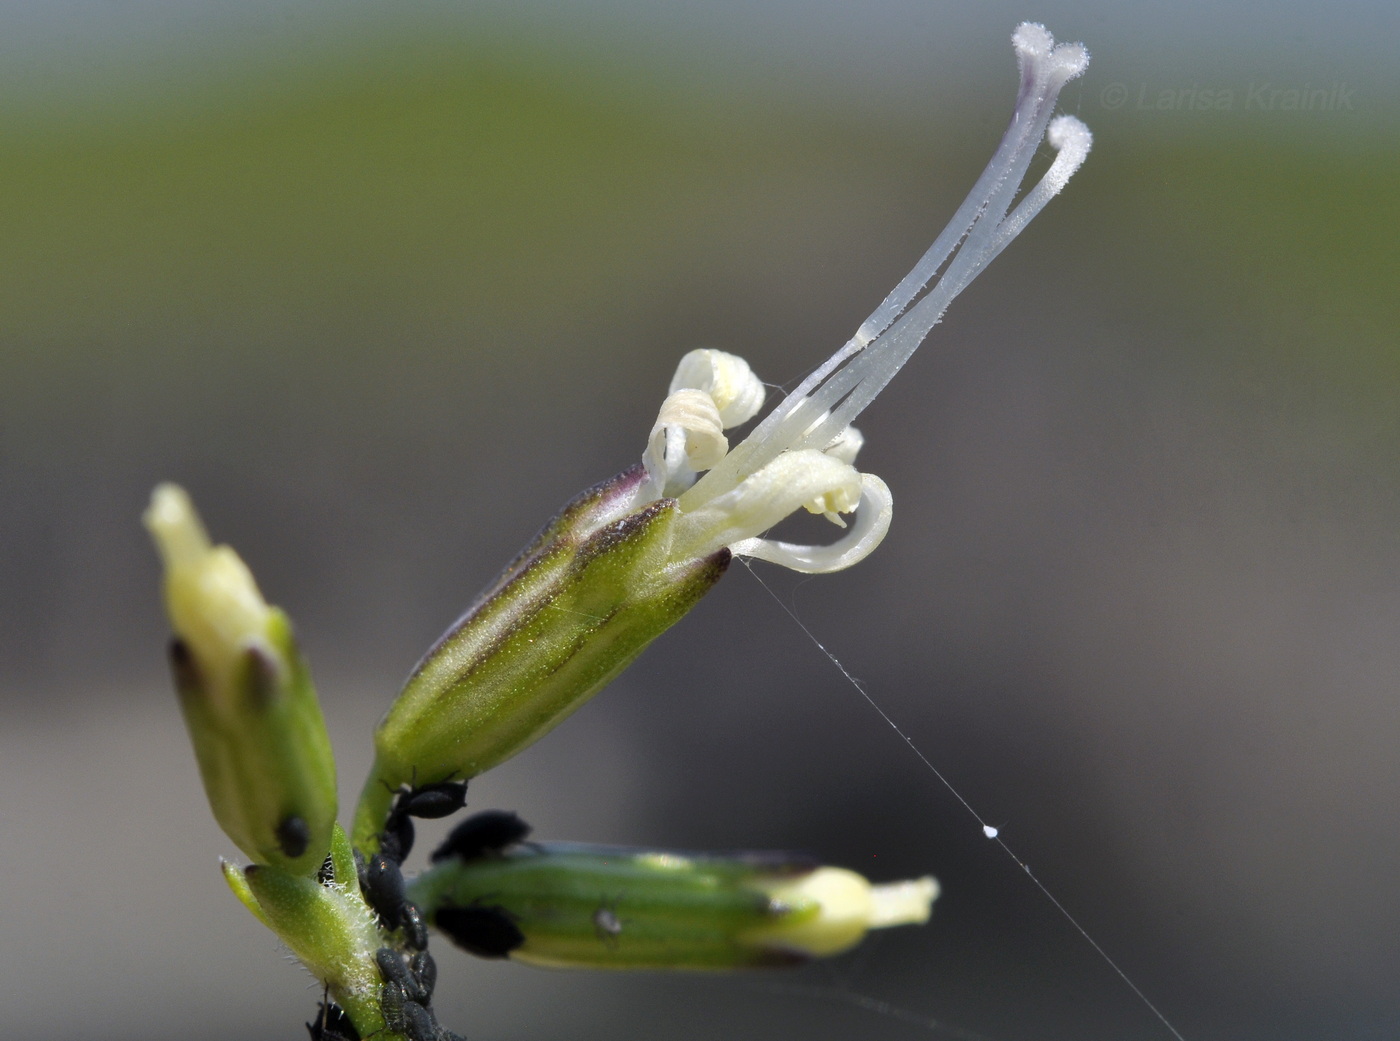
[
  {"xmin": 681, "ymin": 22, "xmax": 1090, "ymax": 515},
  {"xmin": 854, "ymin": 24, "xmax": 1071, "ymax": 347}
]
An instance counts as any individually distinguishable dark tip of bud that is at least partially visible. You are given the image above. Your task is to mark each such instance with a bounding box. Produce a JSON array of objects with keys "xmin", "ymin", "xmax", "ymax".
[
  {"xmin": 243, "ymin": 642, "xmax": 283, "ymax": 708},
  {"xmin": 431, "ymin": 809, "xmax": 531, "ymax": 863},
  {"xmin": 275, "ymin": 815, "xmax": 311, "ymax": 858},
  {"xmin": 435, "ymin": 905, "xmax": 525, "ymax": 959},
  {"xmin": 574, "ymin": 498, "xmax": 671, "ymax": 564},
  {"xmin": 316, "ymin": 852, "xmax": 336, "ymax": 886},
  {"xmin": 167, "ymin": 638, "xmax": 201, "ymax": 695}
]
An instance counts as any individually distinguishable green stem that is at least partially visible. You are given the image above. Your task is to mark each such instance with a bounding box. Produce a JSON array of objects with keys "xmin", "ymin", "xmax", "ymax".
[
  {"xmin": 333, "ymin": 985, "xmax": 395, "ymax": 1040},
  {"xmin": 351, "ymin": 757, "xmax": 397, "ymax": 854}
]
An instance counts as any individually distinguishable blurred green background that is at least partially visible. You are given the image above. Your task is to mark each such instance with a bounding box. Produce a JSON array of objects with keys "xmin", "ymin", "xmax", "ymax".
[{"xmin": 2, "ymin": 3, "xmax": 1397, "ymax": 1040}]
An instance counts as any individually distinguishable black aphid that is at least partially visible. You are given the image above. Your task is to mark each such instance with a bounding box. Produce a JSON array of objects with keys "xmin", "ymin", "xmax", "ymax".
[
  {"xmin": 379, "ymin": 812, "xmax": 415, "ymax": 864},
  {"xmin": 400, "ymin": 901, "xmax": 429, "ymax": 951},
  {"xmin": 379, "ymin": 778, "xmax": 468, "ymax": 864},
  {"xmin": 430, "ymin": 810, "xmax": 531, "ymax": 863},
  {"xmin": 410, "ymin": 950, "xmax": 437, "ymax": 1005},
  {"xmin": 397, "ymin": 780, "xmax": 468, "ymax": 820},
  {"xmin": 399, "ymin": 998, "xmax": 441, "ymax": 1041},
  {"xmin": 358, "ymin": 852, "xmax": 406, "ymax": 929},
  {"xmin": 375, "ymin": 947, "xmax": 414, "ymax": 991},
  {"xmin": 435, "ymin": 905, "xmax": 526, "ymax": 959},
  {"xmin": 306, "ymin": 1000, "xmax": 360, "ymax": 1041},
  {"xmin": 380, "ymin": 979, "xmax": 408, "ymax": 1033}
]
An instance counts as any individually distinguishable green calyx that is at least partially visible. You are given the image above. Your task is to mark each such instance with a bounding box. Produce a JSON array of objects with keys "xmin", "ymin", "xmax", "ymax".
[
  {"xmin": 226, "ymin": 826, "xmax": 392, "ymax": 1039},
  {"xmin": 410, "ymin": 842, "xmax": 811, "ymax": 970},
  {"xmin": 356, "ymin": 466, "xmax": 728, "ymax": 850}
]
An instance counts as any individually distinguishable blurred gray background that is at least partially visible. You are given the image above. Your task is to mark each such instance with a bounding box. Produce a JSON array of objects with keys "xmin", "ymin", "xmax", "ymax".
[{"xmin": 2, "ymin": 2, "xmax": 1397, "ymax": 1039}]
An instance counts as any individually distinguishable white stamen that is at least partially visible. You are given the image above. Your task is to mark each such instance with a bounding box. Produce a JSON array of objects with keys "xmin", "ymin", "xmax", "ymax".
[
  {"xmin": 682, "ymin": 22, "xmax": 1090, "ymax": 512},
  {"xmin": 978, "ymin": 114, "xmax": 1093, "ymax": 269}
]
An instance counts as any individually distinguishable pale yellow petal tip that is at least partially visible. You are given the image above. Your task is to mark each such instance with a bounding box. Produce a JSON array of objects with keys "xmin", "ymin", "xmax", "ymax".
[
  {"xmin": 743, "ymin": 868, "xmax": 939, "ymax": 958},
  {"xmin": 144, "ymin": 483, "xmax": 212, "ymax": 570},
  {"xmin": 145, "ymin": 483, "xmax": 274, "ymax": 689},
  {"xmin": 867, "ymin": 875, "xmax": 939, "ymax": 929}
]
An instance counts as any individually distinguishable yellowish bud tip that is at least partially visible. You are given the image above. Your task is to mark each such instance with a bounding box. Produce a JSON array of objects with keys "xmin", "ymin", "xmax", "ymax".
[
  {"xmin": 744, "ymin": 867, "xmax": 938, "ymax": 958},
  {"xmin": 868, "ymin": 875, "xmax": 939, "ymax": 928},
  {"xmin": 144, "ymin": 483, "xmax": 212, "ymax": 568},
  {"xmin": 145, "ymin": 483, "xmax": 274, "ymax": 697}
]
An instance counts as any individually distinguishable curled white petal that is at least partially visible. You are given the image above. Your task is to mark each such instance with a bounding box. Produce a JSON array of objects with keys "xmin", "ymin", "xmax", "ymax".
[
  {"xmin": 731, "ymin": 474, "xmax": 892, "ymax": 574},
  {"xmin": 823, "ymin": 425, "xmax": 864, "ymax": 466},
  {"xmin": 643, "ymin": 389, "xmax": 728, "ymax": 499},
  {"xmin": 669, "ymin": 349, "xmax": 766, "ymax": 428},
  {"xmin": 661, "ymin": 389, "xmax": 728, "ymax": 471}
]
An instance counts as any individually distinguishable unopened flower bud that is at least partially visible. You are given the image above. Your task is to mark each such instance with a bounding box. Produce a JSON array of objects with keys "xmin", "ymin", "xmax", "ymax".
[
  {"xmin": 407, "ymin": 841, "xmax": 936, "ymax": 969},
  {"xmin": 355, "ymin": 467, "xmax": 728, "ymax": 848},
  {"xmin": 145, "ymin": 484, "xmax": 337, "ymax": 874}
]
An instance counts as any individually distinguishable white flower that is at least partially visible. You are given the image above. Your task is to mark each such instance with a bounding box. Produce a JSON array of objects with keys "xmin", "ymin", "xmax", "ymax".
[{"xmin": 634, "ymin": 23, "xmax": 1091, "ymax": 575}]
